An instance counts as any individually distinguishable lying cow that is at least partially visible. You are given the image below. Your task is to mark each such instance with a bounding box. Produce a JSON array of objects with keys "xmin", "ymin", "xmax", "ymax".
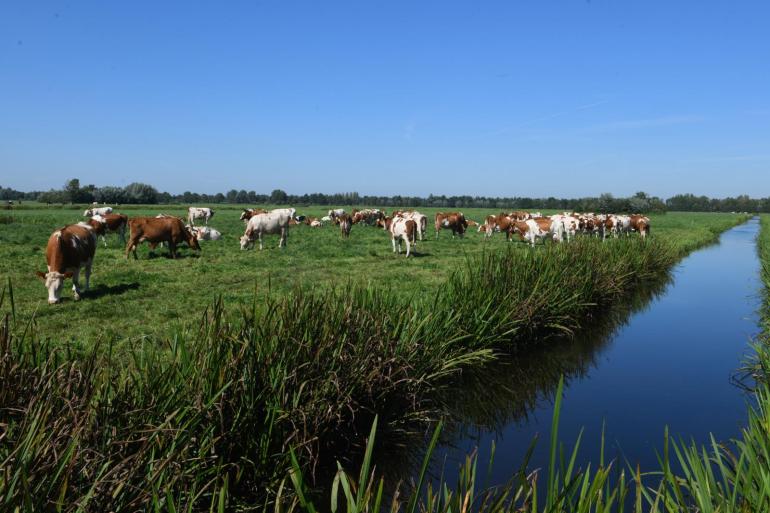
[
  {"xmin": 83, "ymin": 206, "xmax": 113, "ymax": 217},
  {"xmin": 188, "ymin": 225, "xmax": 222, "ymax": 241},
  {"xmin": 188, "ymin": 207, "xmax": 215, "ymax": 226},
  {"xmin": 126, "ymin": 216, "xmax": 201, "ymax": 259},
  {"xmin": 240, "ymin": 210, "xmax": 292, "ymax": 250},
  {"xmin": 36, "ymin": 223, "xmax": 97, "ymax": 304},
  {"xmin": 434, "ymin": 212, "xmax": 467, "ymax": 239}
]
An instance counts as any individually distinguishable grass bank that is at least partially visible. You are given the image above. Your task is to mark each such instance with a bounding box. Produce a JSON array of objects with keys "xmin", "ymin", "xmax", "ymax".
[{"xmin": 0, "ymin": 211, "xmax": 750, "ymax": 511}]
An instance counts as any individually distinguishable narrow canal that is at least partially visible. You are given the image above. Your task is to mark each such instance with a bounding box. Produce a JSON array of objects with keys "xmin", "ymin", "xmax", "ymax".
[{"xmin": 430, "ymin": 218, "xmax": 762, "ymax": 488}]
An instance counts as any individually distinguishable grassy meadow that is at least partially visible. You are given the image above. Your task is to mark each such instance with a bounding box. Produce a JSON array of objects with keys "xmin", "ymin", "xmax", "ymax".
[
  {"xmin": 0, "ymin": 205, "xmax": 749, "ymax": 345},
  {"xmin": 0, "ymin": 205, "xmax": 756, "ymax": 511}
]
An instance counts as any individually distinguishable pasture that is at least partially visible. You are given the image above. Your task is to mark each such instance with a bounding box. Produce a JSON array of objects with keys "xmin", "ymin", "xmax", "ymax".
[
  {"xmin": 0, "ymin": 205, "xmax": 744, "ymax": 345},
  {"xmin": 0, "ymin": 205, "xmax": 755, "ymax": 511}
]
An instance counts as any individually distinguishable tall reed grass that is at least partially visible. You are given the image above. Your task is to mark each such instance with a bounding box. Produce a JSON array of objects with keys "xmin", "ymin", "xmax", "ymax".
[{"xmin": 0, "ymin": 224, "xmax": 751, "ymax": 510}]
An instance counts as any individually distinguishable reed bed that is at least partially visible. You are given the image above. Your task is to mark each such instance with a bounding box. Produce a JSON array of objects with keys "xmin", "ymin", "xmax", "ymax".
[{"xmin": 0, "ymin": 216, "xmax": 753, "ymax": 511}]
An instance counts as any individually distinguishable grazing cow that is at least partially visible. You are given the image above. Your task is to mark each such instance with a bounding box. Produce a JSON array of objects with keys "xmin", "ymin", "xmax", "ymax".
[
  {"xmin": 187, "ymin": 207, "xmax": 215, "ymax": 226},
  {"xmin": 339, "ymin": 213, "xmax": 352, "ymax": 238},
  {"xmin": 512, "ymin": 217, "xmax": 565, "ymax": 247},
  {"xmin": 188, "ymin": 225, "xmax": 222, "ymax": 241},
  {"xmin": 240, "ymin": 208, "xmax": 268, "ymax": 222},
  {"xmin": 83, "ymin": 206, "xmax": 113, "ymax": 217},
  {"xmin": 434, "ymin": 212, "xmax": 467, "ymax": 239},
  {"xmin": 126, "ymin": 216, "xmax": 201, "ymax": 259},
  {"xmin": 36, "ymin": 223, "xmax": 97, "ymax": 304},
  {"xmin": 87, "ymin": 213, "xmax": 128, "ymax": 246},
  {"xmin": 240, "ymin": 210, "xmax": 292, "ymax": 250},
  {"xmin": 629, "ymin": 215, "xmax": 651, "ymax": 239},
  {"xmin": 381, "ymin": 216, "xmax": 416, "ymax": 257}
]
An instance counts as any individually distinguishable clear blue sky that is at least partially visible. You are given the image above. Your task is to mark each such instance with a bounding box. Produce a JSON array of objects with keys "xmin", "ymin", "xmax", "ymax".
[{"xmin": 2, "ymin": 1, "xmax": 769, "ymax": 198}]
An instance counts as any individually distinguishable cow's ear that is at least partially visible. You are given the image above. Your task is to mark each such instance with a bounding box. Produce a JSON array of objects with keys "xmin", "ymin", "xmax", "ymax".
[
  {"xmin": 35, "ymin": 271, "xmax": 46, "ymax": 281},
  {"xmin": 63, "ymin": 272, "xmax": 74, "ymax": 279}
]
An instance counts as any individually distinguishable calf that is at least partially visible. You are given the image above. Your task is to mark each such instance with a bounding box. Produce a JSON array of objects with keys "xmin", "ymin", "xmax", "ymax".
[
  {"xmin": 83, "ymin": 206, "xmax": 113, "ymax": 217},
  {"xmin": 126, "ymin": 216, "xmax": 201, "ymax": 259},
  {"xmin": 36, "ymin": 223, "xmax": 97, "ymax": 304},
  {"xmin": 187, "ymin": 207, "xmax": 215, "ymax": 226},
  {"xmin": 240, "ymin": 210, "xmax": 292, "ymax": 250},
  {"xmin": 434, "ymin": 212, "xmax": 467, "ymax": 239}
]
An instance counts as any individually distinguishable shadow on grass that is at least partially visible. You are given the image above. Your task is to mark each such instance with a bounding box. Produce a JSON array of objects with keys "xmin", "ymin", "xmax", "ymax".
[{"xmin": 85, "ymin": 282, "xmax": 140, "ymax": 299}]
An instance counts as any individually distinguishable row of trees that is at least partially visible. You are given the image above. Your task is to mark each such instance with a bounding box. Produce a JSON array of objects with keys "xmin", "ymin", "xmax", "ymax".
[{"xmin": 4, "ymin": 179, "xmax": 768, "ymax": 213}]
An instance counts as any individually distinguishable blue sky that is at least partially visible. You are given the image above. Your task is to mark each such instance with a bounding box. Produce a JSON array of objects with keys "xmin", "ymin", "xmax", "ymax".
[{"xmin": 2, "ymin": 1, "xmax": 769, "ymax": 197}]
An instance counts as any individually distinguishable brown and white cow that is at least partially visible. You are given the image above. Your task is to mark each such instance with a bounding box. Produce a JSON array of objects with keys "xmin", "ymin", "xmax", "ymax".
[
  {"xmin": 392, "ymin": 210, "xmax": 428, "ymax": 240},
  {"xmin": 434, "ymin": 212, "xmax": 467, "ymax": 239},
  {"xmin": 187, "ymin": 207, "xmax": 215, "ymax": 226},
  {"xmin": 240, "ymin": 208, "xmax": 268, "ymax": 222},
  {"xmin": 380, "ymin": 216, "xmax": 417, "ymax": 257},
  {"xmin": 36, "ymin": 223, "xmax": 97, "ymax": 304},
  {"xmin": 125, "ymin": 216, "xmax": 201, "ymax": 259},
  {"xmin": 338, "ymin": 213, "xmax": 352, "ymax": 238},
  {"xmin": 512, "ymin": 217, "xmax": 565, "ymax": 247},
  {"xmin": 629, "ymin": 215, "xmax": 651, "ymax": 239},
  {"xmin": 87, "ymin": 213, "xmax": 128, "ymax": 246},
  {"xmin": 351, "ymin": 208, "xmax": 384, "ymax": 226}
]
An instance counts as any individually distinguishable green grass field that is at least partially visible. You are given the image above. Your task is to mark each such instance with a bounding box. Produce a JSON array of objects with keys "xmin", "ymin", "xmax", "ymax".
[
  {"xmin": 0, "ymin": 206, "xmax": 755, "ymax": 511},
  {"xmin": 0, "ymin": 205, "xmax": 747, "ymax": 345}
]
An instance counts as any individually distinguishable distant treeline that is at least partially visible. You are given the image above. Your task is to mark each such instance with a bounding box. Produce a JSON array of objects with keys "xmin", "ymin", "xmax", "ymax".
[{"xmin": 1, "ymin": 179, "xmax": 767, "ymax": 213}]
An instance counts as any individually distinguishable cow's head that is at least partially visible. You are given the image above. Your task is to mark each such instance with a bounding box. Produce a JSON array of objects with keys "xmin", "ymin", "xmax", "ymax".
[
  {"xmin": 83, "ymin": 209, "xmax": 93, "ymax": 217},
  {"xmin": 239, "ymin": 234, "xmax": 254, "ymax": 250},
  {"xmin": 36, "ymin": 270, "xmax": 73, "ymax": 304},
  {"xmin": 184, "ymin": 228, "xmax": 202, "ymax": 251}
]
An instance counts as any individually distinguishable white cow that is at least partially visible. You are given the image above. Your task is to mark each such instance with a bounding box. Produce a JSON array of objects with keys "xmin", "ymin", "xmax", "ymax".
[
  {"xmin": 83, "ymin": 206, "xmax": 113, "ymax": 217},
  {"xmin": 187, "ymin": 207, "xmax": 215, "ymax": 226},
  {"xmin": 550, "ymin": 214, "xmax": 579, "ymax": 242},
  {"xmin": 328, "ymin": 208, "xmax": 346, "ymax": 222},
  {"xmin": 188, "ymin": 225, "xmax": 222, "ymax": 241},
  {"xmin": 240, "ymin": 211, "xmax": 292, "ymax": 250}
]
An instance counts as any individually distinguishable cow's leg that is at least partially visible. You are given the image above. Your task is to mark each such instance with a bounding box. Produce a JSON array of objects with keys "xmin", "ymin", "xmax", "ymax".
[
  {"xmin": 169, "ymin": 240, "xmax": 177, "ymax": 259},
  {"xmin": 119, "ymin": 225, "xmax": 126, "ymax": 245},
  {"xmin": 392, "ymin": 237, "xmax": 397, "ymax": 253},
  {"xmin": 258, "ymin": 232, "xmax": 264, "ymax": 250},
  {"xmin": 71, "ymin": 267, "xmax": 82, "ymax": 300},
  {"xmin": 279, "ymin": 227, "xmax": 286, "ymax": 248},
  {"xmin": 126, "ymin": 237, "xmax": 138, "ymax": 259},
  {"xmin": 83, "ymin": 259, "xmax": 92, "ymax": 291},
  {"xmin": 405, "ymin": 237, "xmax": 411, "ymax": 257}
]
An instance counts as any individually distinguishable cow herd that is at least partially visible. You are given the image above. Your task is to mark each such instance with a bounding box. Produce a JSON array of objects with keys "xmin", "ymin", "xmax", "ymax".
[{"xmin": 35, "ymin": 205, "xmax": 650, "ymax": 303}]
